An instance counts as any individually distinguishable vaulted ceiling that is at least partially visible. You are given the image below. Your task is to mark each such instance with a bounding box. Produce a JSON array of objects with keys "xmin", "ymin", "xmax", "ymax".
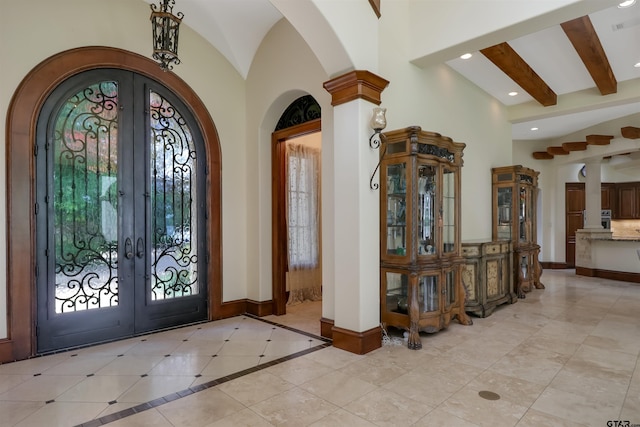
[{"xmin": 149, "ymin": 0, "xmax": 639, "ymax": 156}]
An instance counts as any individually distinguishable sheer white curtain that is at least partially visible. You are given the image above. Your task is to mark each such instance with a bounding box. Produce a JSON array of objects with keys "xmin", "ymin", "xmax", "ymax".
[{"xmin": 286, "ymin": 142, "xmax": 322, "ymax": 305}]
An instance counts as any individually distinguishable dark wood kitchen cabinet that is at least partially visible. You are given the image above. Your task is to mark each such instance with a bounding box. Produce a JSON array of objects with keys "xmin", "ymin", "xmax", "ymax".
[{"xmin": 615, "ymin": 182, "xmax": 640, "ymax": 219}]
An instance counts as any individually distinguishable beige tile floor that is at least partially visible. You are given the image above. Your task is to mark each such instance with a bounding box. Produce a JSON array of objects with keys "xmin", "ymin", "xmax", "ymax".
[{"xmin": 2, "ymin": 270, "xmax": 640, "ymax": 426}]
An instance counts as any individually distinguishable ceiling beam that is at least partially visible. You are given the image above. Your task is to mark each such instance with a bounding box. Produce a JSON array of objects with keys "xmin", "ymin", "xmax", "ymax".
[
  {"xmin": 368, "ymin": 0, "xmax": 381, "ymax": 18},
  {"xmin": 532, "ymin": 152, "xmax": 554, "ymax": 160},
  {"xmin": 481, "ymin": 42, "xmax": 557, "ymax": 107},
  {"xmin": 547, "ymin": 146, "xmax": 569, "ymax": 155},
  {"xmin": 562, "ymin": 141, "xmax": 587, "ymax": 152},
  {"xmin": 560, "ymin": 16, "xmax": 616, "ymax": 95},
  {"xmin": 586, "ymin": 134, "xmax": 613, "ymax": 145},
  {"xmin": 621, "ymin": 126, "xmax": 640, "ymax": 139}
]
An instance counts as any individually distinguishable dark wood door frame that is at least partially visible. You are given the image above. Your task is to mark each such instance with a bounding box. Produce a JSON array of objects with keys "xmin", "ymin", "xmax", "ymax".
[
  {"xmin": 3, "ymin": 46, "xmax": 222, "ymax": 362},
  {"xmin": 271, "ymin": 119, "xmax": 321, "ymax": 315}
]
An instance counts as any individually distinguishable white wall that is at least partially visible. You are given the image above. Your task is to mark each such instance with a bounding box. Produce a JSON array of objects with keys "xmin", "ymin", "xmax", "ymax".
[
  {"xmin": 0, "ymin": 0, "xmax": 578, "ymax": 343},
  {"xmin": 245, "ymin": 19, "xmax": 333, "ymax": 310},
  {"xmin": 0, "ymin": 0, "xmax": 249, "ymax": 338},
  {"xmin": 379, "ymin": 2, "xmax": 513, "ymax": 244}
]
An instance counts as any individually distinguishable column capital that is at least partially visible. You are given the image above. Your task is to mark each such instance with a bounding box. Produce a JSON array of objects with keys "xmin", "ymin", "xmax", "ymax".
[{"xmin": 323, "ymin": 70, "xmax": 389, "ymax": 106}]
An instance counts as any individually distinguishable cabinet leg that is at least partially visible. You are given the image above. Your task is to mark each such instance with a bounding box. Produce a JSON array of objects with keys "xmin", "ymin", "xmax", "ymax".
[
  {"xmin": 408, "ymin": 278, "xmax": 422, "ymax": 350},
  {"xmin": 407, "ymin": 325, "xmax": 422, "ymax": 350},
  {"xmin": 455, "ymin": 309, "xmax": 473, "ymax": 326},
  {"xmin": 534, "ymin": 258, "xmax": 545, "ymax": 289}
]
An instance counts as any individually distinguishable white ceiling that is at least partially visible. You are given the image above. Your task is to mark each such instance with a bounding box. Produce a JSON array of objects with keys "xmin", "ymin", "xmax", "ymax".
[
  {"xmin": 153, "ymin": 0, "xmax": 640, "ymax": 143},
  {"xmin": 446, "ymin": 1, "xmax": 640, "ymax": 141}
]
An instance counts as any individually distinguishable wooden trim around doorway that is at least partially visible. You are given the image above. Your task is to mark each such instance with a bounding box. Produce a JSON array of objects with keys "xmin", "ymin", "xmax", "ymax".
[
  {"xmin": 271, "ymin": 119, "xmax": 321, "ymax": 316},
  {"xmin": 4, "ymin": 46, "xmax": 222, "ymax": 363}
]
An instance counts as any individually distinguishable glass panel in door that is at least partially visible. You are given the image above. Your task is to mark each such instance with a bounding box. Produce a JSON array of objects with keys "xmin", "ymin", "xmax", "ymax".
[
  {"xmin": 53, "ymin": 81, "xmax": 121, "ymax": 314},
  {"xmin": 36, "ymin": 73, "xmax": 136, "ymax": 353},
  {"xmin": 36, "ymin": 71, "xmax": 208, "ymax": 353},
  {"xmin": 149, "ymin": 90, "xmax": 199, "ymax": 301}
]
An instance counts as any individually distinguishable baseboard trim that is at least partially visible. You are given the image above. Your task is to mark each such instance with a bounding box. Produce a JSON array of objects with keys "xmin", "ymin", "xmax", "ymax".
[
  {"xmin": 216, "ymin": 299, "xmax": 247, "ymax": 319},
  {"xmin": 331, "ymin": 325, "xmax": 381, "ymax": 355},
  {"xmin": 246, "ymin": 299, "xmax": 274, "ymax": 317},
  {"xmin": 576, "ymin": 266, "xmax": 640, "ymax": 283},
  {"xmin": 541, "ymin": 262, "xmax": 569, "ymax": 269},
  {"xmin": 0, "ymin": 339, "xmax": 14, "ymax": 364},
  {"xmin": 320, "ymin": 318, "xmax": 334, "ymax": 339}
]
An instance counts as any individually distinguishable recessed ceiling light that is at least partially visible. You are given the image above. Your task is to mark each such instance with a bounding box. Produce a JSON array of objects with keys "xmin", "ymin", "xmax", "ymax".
[
  {"xmin": 634, "ymin": 62, "xmax": 640, "ymax": 68},
  {"xmin": 508, "ymin": 91, "xmax": 518, "ymax": 96},
  {"xmin": 530, "ymin": 127, "xmax": 539, "ymax": 131},
  {"xmin": 618, "ymin": 0, "xmax": 636, "ymax": 8},
  {"xmin": 460, "ymin": 53, "xmax": 472, "ymax": 60}
]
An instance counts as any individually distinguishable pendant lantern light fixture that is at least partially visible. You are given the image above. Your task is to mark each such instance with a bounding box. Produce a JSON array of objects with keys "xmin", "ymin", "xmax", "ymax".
[{"xmin": 150, "ymin": 0, "xmax": 184, "ymax": 71}]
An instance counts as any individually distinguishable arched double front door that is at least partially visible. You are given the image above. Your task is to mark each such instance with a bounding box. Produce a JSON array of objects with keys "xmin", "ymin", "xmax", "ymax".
[
  {"xmin": 35, "ymin": 69, "xmax": 208, "ymax": 352},
  {"xmin": 5, "ymin": 47, "xmax": 222, "ymax": 360}
]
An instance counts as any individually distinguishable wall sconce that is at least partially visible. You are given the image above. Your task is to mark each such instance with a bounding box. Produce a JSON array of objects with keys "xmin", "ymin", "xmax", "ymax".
[
  {"xmin": 150, "ymin": 0, "xmax": 184, "ymax": 71},
  {"xmin": 369, "ymin": 107, "xmax": 387, "ymax": 149},
  {"xmin": 369, "ymin": 107, "xmax": 387, "ymax": 190}
]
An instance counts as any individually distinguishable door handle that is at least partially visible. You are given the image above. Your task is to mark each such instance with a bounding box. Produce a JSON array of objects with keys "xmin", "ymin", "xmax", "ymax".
[
  {"xmin": 124, "ymin": 238, "xmax": 134, "ymax": 259},
  {"xmin": 136, "ymin": 238, "xmax": 144, "ymax": 259}
]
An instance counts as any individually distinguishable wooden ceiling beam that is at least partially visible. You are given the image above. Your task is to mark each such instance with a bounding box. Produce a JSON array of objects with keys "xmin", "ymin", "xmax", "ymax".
[
  {"xmin": 586, "ymin": 134, "xmax": 613, "ymax": 145},
  {"xmin": 532, "ymin": 151, "xmax": 554, "ymax": 160},
  {"xmin": 621, "ymin": 126, "xmax": 640, "ymax": 139},
  {"xmin": 480, "ymin": 42, "xmax": 557, "ymax": 107},
  {"xmin": 562, "ymin": 141, "xmax": 587, "ymax": 152},
  {"xmin": 560, "ymin": 16, "xmax": 617, "ymax": 95},
  {"xmin": 547, "ymin": 146, "xmax": 570, "ymax": 155}
]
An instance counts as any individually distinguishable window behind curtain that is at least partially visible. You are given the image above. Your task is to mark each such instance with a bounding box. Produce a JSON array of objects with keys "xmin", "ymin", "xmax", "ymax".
[{"xmin": 286, "ymin": 143, "xmax": 320, "ymax": 269}]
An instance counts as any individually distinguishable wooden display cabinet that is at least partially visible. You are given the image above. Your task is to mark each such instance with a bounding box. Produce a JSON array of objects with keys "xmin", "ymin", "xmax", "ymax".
[
  {"xmin": 380, "ymin": 126, "xmax": 472, "ymax": 350},
  {"xmin": 491, "ymin": 165, "xmax": 544, "ymax": 298}
]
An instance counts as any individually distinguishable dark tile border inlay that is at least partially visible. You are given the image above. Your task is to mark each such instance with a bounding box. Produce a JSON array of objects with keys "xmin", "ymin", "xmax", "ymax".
[{"xmin": 74, "ymin": 314, "xmax": 332, "ymax": 426}]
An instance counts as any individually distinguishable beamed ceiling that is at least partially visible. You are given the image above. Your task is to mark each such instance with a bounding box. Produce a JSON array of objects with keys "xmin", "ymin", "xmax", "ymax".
[
  {"xmin": 446, "ymin": 1, "xmax": 640, "ymax": 161},
  {"xmin": 145, "ymin": 0, "xmax": 639, "ymax": 161}
]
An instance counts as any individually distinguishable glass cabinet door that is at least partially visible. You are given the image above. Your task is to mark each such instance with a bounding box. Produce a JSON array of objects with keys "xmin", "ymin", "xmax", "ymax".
[
  {"xmin": 417, "ymin": 164, "xmax": 436, "ymax": 255},
  {"xmin": 496, "ymin": 187, "xmax": 512, "ymax": 240},
  {"xmin": 418, "ymin": 274, "xmax": 439, "ymax": 313},
  {"xmin": 384, "ymin": 271, "xmax": 409, "ymax": 315},
  {"xmin": 519, "ymin": 186, "xmax": 532, "ymax": 242},
  {"xmin": 445, "ymin": 269, "xmax": 456, "ymax": 308},
  {"xmin": 442, "ymin": 168, "xmax": 456, "ymax": 253},
  {"xmin": 386, "ymin": 163, "xmax": 407, "ymax": 256}
]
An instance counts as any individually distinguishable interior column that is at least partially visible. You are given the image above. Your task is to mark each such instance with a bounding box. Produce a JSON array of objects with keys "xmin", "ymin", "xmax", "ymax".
[
  {"xmin": 584, "ymin": 158, "xmax": 602, "ymax": 229},
  {"xmin": 323, "ymin": 71, "xmax": 389, "ymax": 354}
]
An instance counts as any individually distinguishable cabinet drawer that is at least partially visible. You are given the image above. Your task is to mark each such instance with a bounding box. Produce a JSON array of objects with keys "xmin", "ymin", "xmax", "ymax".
[
  {"xmin": 462, "ymin": 246, "xmax": 480, "ymax": 257},
  {"xmin": 484, "ymin": 244, "xmax": 500, "ymax": 254}
]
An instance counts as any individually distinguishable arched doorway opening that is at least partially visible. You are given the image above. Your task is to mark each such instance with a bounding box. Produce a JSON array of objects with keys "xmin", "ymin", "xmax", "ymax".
[
  {"xmin": 5, "ymin": 47, "xmax": 221, "ymax": 360},
  {"xmin": 271, "ymin": 95, "xmax": 321, "ymax": 317}
]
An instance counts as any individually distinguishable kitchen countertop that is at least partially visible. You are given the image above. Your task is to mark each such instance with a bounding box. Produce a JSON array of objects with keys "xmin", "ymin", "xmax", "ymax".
[{"xmin": 610, "ymin": 236, "xmax": 640, "ymax": 242}]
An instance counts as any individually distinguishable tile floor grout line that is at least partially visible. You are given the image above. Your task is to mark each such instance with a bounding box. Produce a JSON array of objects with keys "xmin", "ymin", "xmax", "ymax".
[
  {"xmin": 73, "ymin": 323, "xmax": 331, "ymax": 427},
  {"xmin": 243, "ymin": 313, "xmax": 332, "ymax": 343},
  {"xmin": 618, "ymin": 351, "xmax": 640, "ymax": 420}
]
